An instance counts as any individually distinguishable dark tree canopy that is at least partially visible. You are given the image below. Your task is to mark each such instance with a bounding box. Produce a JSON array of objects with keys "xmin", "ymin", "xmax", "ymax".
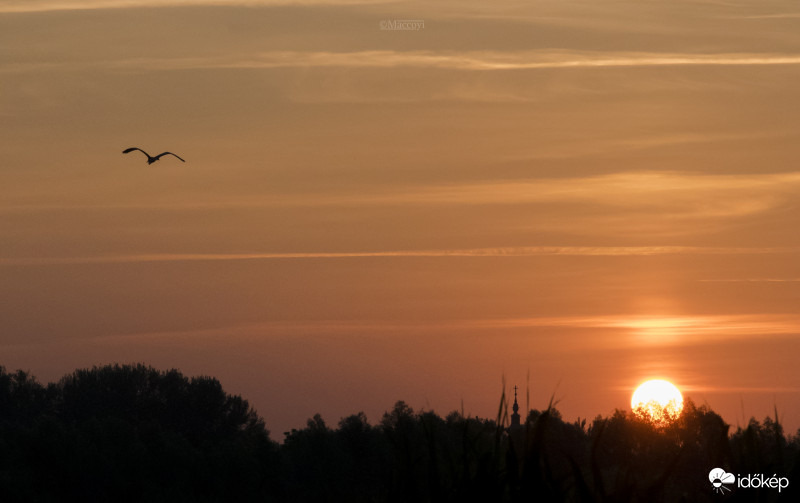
[
  {"xmin": 0, "ymin": 364, "xmax": 798, "ymax": 502},
  {"xmin": 0, "ymin": 364, "xmax": 277, "ymax": 502}
]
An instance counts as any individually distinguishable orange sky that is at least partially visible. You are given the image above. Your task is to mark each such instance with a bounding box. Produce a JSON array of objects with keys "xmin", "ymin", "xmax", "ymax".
[{"xmin": 2, "ymin": 0, "xmax": 800, "ymax": 436}]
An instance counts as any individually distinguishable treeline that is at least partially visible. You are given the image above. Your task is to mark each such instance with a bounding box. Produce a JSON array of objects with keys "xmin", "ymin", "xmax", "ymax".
[
  {"xmin": 1, "ymin": 364, "xmax": 798, "ymax": 502},
  {"xmin": 0, "ymin": 364, "xmax": 278, "ymax": 502}
]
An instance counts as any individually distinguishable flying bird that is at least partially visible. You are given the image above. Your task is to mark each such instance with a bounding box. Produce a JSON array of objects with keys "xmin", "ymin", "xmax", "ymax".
[{"xmin": 123, "ymin": 147, "xmax": 185, "ymax": 164}]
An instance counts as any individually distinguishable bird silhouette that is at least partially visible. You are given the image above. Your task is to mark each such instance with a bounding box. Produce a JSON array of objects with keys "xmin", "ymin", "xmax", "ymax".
[{"xmin": 123, "ymin": 147, "xmax": 185, "ymax": 164}]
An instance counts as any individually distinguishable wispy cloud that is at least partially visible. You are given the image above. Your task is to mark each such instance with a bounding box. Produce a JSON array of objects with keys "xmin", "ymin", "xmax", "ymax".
[
  {"xmin": 1, "ymin": 245, "xmax": 796, "ymax": 267},
  {"xmin": 0, "ymin": 0, "xmax": 387, "ymax": 13},
  {"xmin": 685, "ymin": 386, "xmax": 800, "ymax": 394},
  {"xmin": 470, "ymin": 313, "xmax": 800, "ymax": 347},
  {"xmin": 699, "ymin": 278, "xmax": 800, "ymax": 283},
  {"xmin": 393, "ymin": 171, "xmax": 800, "ymax": 209},
  {"xmin": 7, "ymin": 50, "xmax": 800, "ymax": 75},
  {"xmin": 4, "ymin": 172, "xmax": 798, "ymax": 244},
  {"xmin": 16, "ymin": 313, "xmax": 798, "ymax": 358},
  {"xmin": 728, "ymin": 13, "xmax": 800, "ymax": 20},
  {"xmin": 7, "ymin": 171, "xmax": 800, "ymax": 212},
  {"xmin": 110, "ymin": 51, "xmax": 800, "ymax": 72}
]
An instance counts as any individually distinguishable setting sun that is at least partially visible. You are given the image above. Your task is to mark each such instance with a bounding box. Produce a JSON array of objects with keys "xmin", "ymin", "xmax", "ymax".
[{"xmin": 631, "ymin": 379, "xmax": 684, "ymax": 426}]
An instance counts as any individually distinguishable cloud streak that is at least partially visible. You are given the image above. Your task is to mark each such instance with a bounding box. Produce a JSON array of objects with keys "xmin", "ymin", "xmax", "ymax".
[
  {"xmin": 699, "ymin": 278, "xmax": 800, "ymax": 283},
  {"xmin": 7, "ymin": 171, "xmax": 799, "ymax": 212},
  {"xmin": 470, "ymin": 313, "xmax": 800, "ymax": 347},
  {"xmin": 4, "ymin": 171, "xmax": 799, "ymax": 245},
  {"xmin": 0, "ymin": 0, "xmax": 386, "ymax": 13},
  {"xmin": 7, "ymin": 50, "xmax": 800, "ymax": 76},
  {"xmin": 108, "ymin": 51, "xmax": 800, "ymax": 72},
  {"xmin": 2, "ymin": 245, "xmax": 797, "ymax": 267},
  {"xmin": 394, "ymin": 171, "xmax": 800, "ymax": 208}
]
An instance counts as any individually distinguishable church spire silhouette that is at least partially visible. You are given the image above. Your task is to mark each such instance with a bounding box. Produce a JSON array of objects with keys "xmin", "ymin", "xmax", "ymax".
[{"xmin": 510, "ymin": 385, "xmax": 521, "ymax": 428}]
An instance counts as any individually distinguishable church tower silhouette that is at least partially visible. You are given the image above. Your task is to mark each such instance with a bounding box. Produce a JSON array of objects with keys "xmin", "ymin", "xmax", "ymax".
[
  {"xmin": 507, "ymin": 385, "xmax": 524, "ymax": 458},
  {"xmin": 510, "ymin": 385, "xmax": 521, "ymax": 428}
]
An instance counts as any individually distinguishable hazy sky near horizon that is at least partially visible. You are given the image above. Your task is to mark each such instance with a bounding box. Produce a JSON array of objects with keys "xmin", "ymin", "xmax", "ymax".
[{"xmin": 2, "ymin": 0, "xmax": 800, "ymax": 435}]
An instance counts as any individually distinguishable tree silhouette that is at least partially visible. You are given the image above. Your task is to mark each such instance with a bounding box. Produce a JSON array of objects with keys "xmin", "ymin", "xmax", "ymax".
[
  {"xmin": 0, "ymin": 364, "xmax": 797, "ymax": 502},
  {"xmin": 0, "ymin": 364, "xmax": 277, "ymax": 502}
]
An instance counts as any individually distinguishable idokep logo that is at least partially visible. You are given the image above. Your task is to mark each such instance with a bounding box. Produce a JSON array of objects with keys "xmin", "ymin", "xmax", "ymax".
[
  {"xmin": 709, "ymin": 468, "xmax": 735, "ymax": 494},
  {"xmin": 709, "ymin": 467, "xmax": 790, "ymax": 494}
]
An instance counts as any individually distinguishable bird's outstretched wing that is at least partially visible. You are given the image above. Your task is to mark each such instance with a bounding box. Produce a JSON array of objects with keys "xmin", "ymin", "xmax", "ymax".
[
  {"xmin": 123, "ymin": 147, "xmax": 151, "ymax": 158},
  {"xmin": 155, "ymin": 152, "xmax": 186, "ymax": 162}
]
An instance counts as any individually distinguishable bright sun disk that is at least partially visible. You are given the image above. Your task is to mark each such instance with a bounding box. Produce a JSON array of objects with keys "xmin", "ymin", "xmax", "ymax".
[{"xmin": 631, "ymin": 379, "xmax": 684, "ymax": 426}]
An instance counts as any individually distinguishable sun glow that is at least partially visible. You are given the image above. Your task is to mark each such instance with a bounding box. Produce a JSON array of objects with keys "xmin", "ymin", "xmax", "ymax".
[{"xmin": 631, "ymin": 379, "xmax": 684, "ymax": 426}]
